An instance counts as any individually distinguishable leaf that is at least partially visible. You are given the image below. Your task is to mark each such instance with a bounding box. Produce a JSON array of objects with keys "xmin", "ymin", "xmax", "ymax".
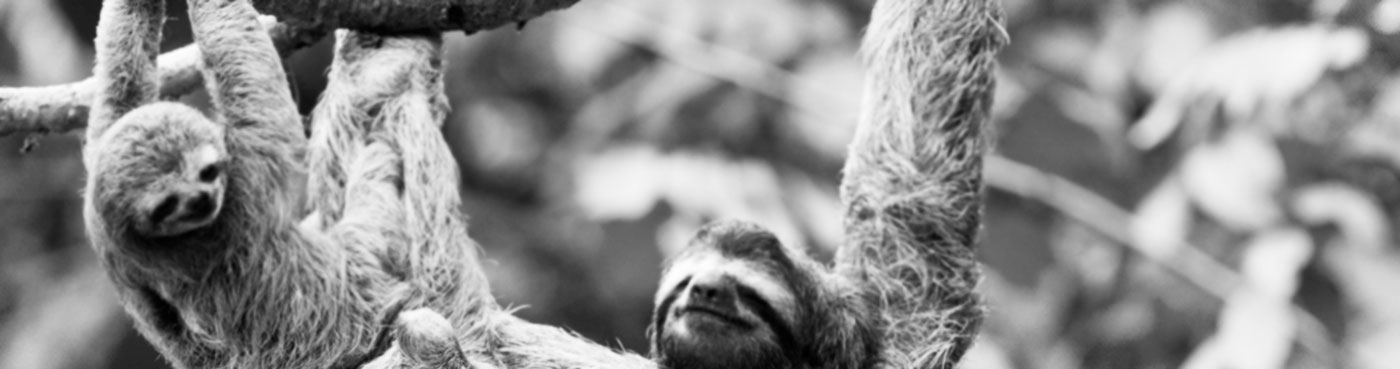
[
  {"xmin": 1179, "ymin": 129, "xmax": 1285, "ymax": 231},
  {"xmin": 785, "ymin": 50, "xmax": 863, "ymax": 161},
  {"xmin": 1373, "ymin": 0, "xmax": 1400, "ymax": 34},
  {"xmin": 1240, "ymin": 229, "xmax": 1313, "ymax": 297},
  {"xmin": 1131, "ymin": 180, "xmax": 1192, "ymax": 259},
  {"xmin": 457, "ymin": 100, "xmax": 547, "ymax": 177},
  {"xmin": 572, "ymin": 147, "xmax": 810, "ymax": 250},
  {"xmin": 1292, "ymin": 184, "xmax": 1390, "ymax": 252},
  {"xmin": 1307, "ymin": 183, "xmax": 1400, "ymax": 369},
  {"xmin": 1182, "ymin": 229, "xmax": 1313, "ymax": 369},
  {"xmin": 961, "ymin": 339, "xmax": 1016, "ymax": 369},
  {"xmin": 783, "ymin": 173, "xmax": 842, "ymax": 252},
  {"xmin": 1130, "ymin": 26, "xmax": 1370, "ymax": 148},
  {"xmin": 1134, "ymin": 2, "xmax": 1218, "ymax": 94},
  {"xmin": 1023, "ymin": 25, "xmax": 1098, "ymax": 80},
  {"xmin": 652, "ymin": 151, "xmax": 805, "ymax": 249},
  {"xmin": 1325, "ymin": 247, "xmax": 1400, "ymax": 369},
  {"xmin": 551, "ymin": 1, "xmax": 643, "ymax": 84},
  {"xmin": 573, "ymin": 146, "xmax": 665, "ymax": 220}
]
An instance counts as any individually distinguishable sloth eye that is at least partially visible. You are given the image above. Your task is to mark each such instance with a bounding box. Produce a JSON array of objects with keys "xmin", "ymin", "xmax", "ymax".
[{"xmin": 198, "ymin": 165, "xmax": 221, "ymax": 183}]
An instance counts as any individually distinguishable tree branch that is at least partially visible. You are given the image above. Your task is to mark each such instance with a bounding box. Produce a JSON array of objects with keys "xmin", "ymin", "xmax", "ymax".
[
  {"xmin": 0, "ymin": 20, "xmax": 326, "ymax": 138},
  {"xmin": 0, "ymin": 0, "xmax": 585, "ymax": 138},
  {"xmin": 0, "ymin": 82, "xmax": 93, "ymax": 137},
  {"xmin": 250, "ymin": 0, "xmax": 580, "ymax": 33}
]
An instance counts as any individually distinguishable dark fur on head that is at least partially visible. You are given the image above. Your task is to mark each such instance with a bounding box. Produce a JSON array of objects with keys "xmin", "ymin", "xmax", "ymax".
[{"xmin": 650, "ymin": 220, "xmax": 882, "ymax": 369}]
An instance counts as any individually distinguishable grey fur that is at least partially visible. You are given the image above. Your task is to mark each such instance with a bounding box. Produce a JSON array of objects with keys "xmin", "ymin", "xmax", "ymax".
[
  {"xmin": 651, "ymin": 220, "xmax": 882, "ymax": 369},
  {"xmin": 312, "ymin": 31, "xmax": 651, "ymax": 369},
  {"xmin": 362, "ymin": 0, "xmax": 1008, "ymax": 367},
  {"xmin": 651, "ymin": 0, "xmax": 1008, "ymax": 368},
  {"xmin": 84, "ymin": 0, "xmax": 413, "ymax": 368},
  {"xmin": 839, "ymin": 0, "xmax": 1007, "ymax": 367},
  {"xmin": 81, "ymin": 0, "xmax": 1005, "ymax": 366}
]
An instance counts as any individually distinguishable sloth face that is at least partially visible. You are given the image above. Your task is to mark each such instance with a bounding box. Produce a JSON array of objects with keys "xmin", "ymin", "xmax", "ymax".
[
  {"xmin": 652, "ymin": 221, "xmax": 806, "ymax": 369},
  {"xmin": 93, "ymin": 103, "xmax": 228, "ymax": 239}
]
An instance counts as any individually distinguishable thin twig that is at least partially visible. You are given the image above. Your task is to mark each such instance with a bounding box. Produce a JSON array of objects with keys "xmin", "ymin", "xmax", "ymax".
[
  {"xmin": 559, "ymin": 0, "xmax": 847, "ymax": 121},
  {"xmin": 985, "ymin": 155, "xmax": 1339, "ymax": 361}
]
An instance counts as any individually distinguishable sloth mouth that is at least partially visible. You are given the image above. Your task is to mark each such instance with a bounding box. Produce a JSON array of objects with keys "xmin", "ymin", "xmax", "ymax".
[{"xmin": 677, "ymin": 304, "xmax": 754, "ymax": 329}]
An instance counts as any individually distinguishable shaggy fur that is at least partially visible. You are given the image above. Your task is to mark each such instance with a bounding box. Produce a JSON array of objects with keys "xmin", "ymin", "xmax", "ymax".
[
  {"xmin": 316, "ymin": 32, "xmax": 653, "ymax": 369},
  {"xmin": 307, "ymin": 30, "xmax": 495, "ymax": 328},
  {"xmin": 837, "ymin": 0, "xmax": 1007, "ymax": 367},
  {"xmin": 83, "ymin": 0, "xmax": 1003, "ymax": 366},
  {"xmin": 650, "ymin": 221, "xmax": 882, "ymax": 369},
  {"xmin": 84, "ymin": 0, "xmax": 414, "ymax": 368},
  {"xmin": 364, "ymin": 0, "xmax": 1006, "ymax": 367},
  {"xmin": 642, "ymin": 0, "xmax": 1006, "ymax": 367}
]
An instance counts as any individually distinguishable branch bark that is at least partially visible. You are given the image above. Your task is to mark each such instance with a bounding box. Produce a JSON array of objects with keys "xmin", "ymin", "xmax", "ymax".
[
  {"xmin": 0, "ymin": 82, "xmax": 93, "ymax": 137},
  {"xmin": 251, "ymin": 0, "xmax": 580, "ymax": 33},
  {"xmin": 0, "ymin": 0, "xmax": 584, "ymax": 138},
  {"xmin": 0, "ymin": 20, "xmax": 326, "ymax": 138}
]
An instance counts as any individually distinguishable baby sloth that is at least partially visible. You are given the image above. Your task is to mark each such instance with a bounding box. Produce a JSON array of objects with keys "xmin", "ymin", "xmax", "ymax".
[{"xmin": 651, "ymin": 220, "xmax": 881, "ymax": 369}]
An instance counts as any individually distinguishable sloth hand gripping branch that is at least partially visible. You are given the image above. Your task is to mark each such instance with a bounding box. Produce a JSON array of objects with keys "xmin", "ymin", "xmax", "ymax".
[
  {"xmin": 650, "ymin": 0, "xmax": 1007, "ymax": 368},
  {"xmin": 82, "ymin": 0, "xmax": 416, "ymax": 367}
]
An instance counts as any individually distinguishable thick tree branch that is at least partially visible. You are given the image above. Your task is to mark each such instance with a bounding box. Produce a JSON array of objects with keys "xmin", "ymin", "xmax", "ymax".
[
  {"xmin": 0, "ymin": 20, "xmax": 326, "ymax": 138},
  {"xmin": 0, "ymin": 82, "xmax": 93, "ymax": 137},
  {"xmin": 250, "ymin": 0, "xmax": 579, "ymax": 34},
  {"xmin": 0, "ymin": 0, "xmax": 583, "ymax": 138}
]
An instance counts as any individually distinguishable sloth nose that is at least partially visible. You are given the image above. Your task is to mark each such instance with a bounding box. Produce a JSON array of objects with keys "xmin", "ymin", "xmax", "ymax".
[
  {"xmin": 688, "ymin": 276, "xmax": 736, "ymax": 306},
  {"xmin": 152, "ymin": 190, "xmax": 216, "ymax": 225},
  {"xmin": 184, "ymin": 192, "xmax": 216, "ymax": 220}
]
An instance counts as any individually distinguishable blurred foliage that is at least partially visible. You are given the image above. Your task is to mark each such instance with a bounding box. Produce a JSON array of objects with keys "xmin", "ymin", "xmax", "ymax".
[{"xmin": 4, "ymin": 0, "xmax": 1400, "ymax": 368}]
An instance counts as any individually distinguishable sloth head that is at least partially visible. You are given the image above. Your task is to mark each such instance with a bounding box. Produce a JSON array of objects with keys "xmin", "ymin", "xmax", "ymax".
[
  {"xmin": 90, "ymin": 102, "xmax": 228, "ymax": 240},
  {"xmin": 650, "ymin": 220, "xmax": 882, "ymax": 369}
]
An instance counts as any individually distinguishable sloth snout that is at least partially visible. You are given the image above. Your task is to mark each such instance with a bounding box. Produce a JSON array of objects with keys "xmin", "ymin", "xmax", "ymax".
[
  {"xmin": 690, "ymin": 281, "xmax": 728, "ymax": 303},
  {"xmin": 688, "ymin": 275, "xmax": 737, "ymax": 308},
  {"xmin": 185, "ymin": 192, "xmax": 216, "ymax": 220},
  {"xmin": 148, "ymin": 188, "xmax": 220, "ymax": 235}
]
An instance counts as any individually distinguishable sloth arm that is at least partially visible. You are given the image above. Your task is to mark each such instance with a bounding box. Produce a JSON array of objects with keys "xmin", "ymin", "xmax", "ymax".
[
  {"xmin": 835, "ymin": 0, "xmax": 1006, "ymax": 365},
  {"xmin": 87, "ymin": 0, "xmax": 162, "ymax": 142},
  {"xmin": 187, "ymin": 0, "xmax": 304, "ymax": 214},
  {"xmin": 321, "ymin": 141, "xmax": 409, "ymax": 274}
]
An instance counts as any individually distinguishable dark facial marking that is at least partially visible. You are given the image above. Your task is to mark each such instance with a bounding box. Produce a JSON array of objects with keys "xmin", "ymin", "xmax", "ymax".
[
  {"xmin": 653, "ymin": 276, "xmax": 691, "ymax": 336},
  {"xmin": 681, "ymin": 276, "xmax": 754, "ymax": 329},
  {"xmin": 733, "ymin": 283, "xmax": 798, "ymax": 353},
  {"xmin": 198, "ymin": 164, "xmax": 220, "ymax": 183},
  {"xmin": 149, "ymin": 195, "xmax": 179, "ymax": 227},
  {"xmin": 707, "ymin": 226, "xmax": 797, "ymax": 274},
  {"xmin": 185, "ymin": 192, "xmax": 216, "ymax": 221}
]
